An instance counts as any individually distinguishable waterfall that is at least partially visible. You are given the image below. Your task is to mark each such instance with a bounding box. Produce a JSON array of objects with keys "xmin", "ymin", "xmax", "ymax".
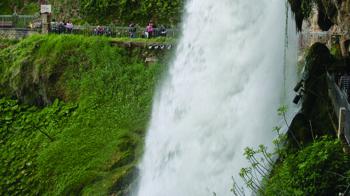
[{"xmin": 137, "ymin": 0, "xmax": 297, "ymax": 195}]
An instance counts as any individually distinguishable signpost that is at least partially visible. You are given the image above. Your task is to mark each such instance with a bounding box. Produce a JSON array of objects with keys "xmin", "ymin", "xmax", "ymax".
[
  {"xmin": 40, "ymin": 5, "xmax": 51, "ymax": 34},
  {"xmin": 40, "ymin": 5, "xmax": 52, "ymax": 14}
]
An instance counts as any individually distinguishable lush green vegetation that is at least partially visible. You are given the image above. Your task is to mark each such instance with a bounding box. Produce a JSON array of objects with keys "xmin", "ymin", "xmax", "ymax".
[
  {"xmin": 0, "ymin": 0, "xmax": 38, "ymax": 15},
  {"xmin": 0, "ymin": 35, "xmax": 166, "ymax": 195},
  {"xmin": 262, "ymin": 137, "xmax": 350, "ymax": 195},
  {"xmin": 0, "ymin": 98, "xmax": 76, "ymax": 195},
  {"xmin": 79, "ymin": 0, "xmax": 184, "ymax": 25},
  {"xmin": 0, "ymin": 39, "xmax": 19, "ymax": 50},
  {"xmin": 235, "ymin": 137, "xmax": 350, "ymax": 195},
  {"xmin": 0, "ymin": 0, "xmax": 184, "ymax": 26},
  {"xmin": 233, "ymin": 106, "xmax": 350, "ymax": 196}
]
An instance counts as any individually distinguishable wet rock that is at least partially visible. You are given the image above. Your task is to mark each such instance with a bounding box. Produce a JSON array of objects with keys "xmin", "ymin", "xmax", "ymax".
[{"xmin": 288, "ymin": 43, "xmax": 336, "ymax": 146}]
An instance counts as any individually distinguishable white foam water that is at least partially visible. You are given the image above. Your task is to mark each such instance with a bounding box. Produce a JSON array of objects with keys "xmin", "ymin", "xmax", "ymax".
[{"xmin": 137, "ymin": 0, "xmax": 297, "ymax": 195}]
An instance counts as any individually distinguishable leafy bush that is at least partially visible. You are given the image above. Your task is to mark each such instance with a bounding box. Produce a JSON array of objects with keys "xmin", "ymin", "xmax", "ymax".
[
  {"xmin": 79, "ymin": 0, "xmax": 184, "ymax": 25},
  {"xmin": 232, "ymin": 106, "xmax": 350, "ymax": 195},
  {"xmin": 0, "ymin": 0, "xmax": 184, "ymax": 25},
  {"xmin": 234, "ymin": 136, "xmax": 350, "ymax": 196},
  {"xmin": 262, "ymin": 137, "xmax": 350, "ymax": 195},
  {"xmin": 0, "ymin": 0, "xmax": 38, "ymax": 14}
]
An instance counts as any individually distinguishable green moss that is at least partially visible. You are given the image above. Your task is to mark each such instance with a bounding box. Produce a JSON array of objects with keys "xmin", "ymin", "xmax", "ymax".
[
  {"xmin": 330, "ymin": 43, "xmax": 342, "ymax": 60},
  {"xmin": 0, "ymin": 35, "xmax": 166, "ymax": 195},
  {"xmin": 0, "ymin": 98, "xmax": 77, "ymax": 195}
]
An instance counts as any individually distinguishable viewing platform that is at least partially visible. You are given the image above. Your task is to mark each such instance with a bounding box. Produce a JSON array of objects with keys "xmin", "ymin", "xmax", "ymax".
[{"xmin": 110, "ymin": 39, "xmax": 174, "ymax": 49}]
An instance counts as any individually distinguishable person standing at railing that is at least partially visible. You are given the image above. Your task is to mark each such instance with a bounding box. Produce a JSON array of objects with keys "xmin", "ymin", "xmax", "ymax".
[
  {"xmin": 58, "ymin": 21, "xmax": 65, "ymax": 34},
  {"xmin": 129, "ymin": 23, "xmax": 137, "ymax": 38},
  {"xmin": 339, "ymin": 73, "xmax": 350, "ymax": 101},
  {"xmin": 94, "ymin": 25, "xmax": 104, "ymax": 35},
  {"xmin": 50, "ymin": 19, "xmax": 58, "ymax": 33},
  {"xmin": 93, "ymin": 26, "xmax": 99, "ymax": 35},
  {"xmin": 159, "ymin": 25, "xmax": 167, "ymax": 37},
  {"xmin": 12, "ymin": 12, "xmax": 18, "ymax": 28},
  {"xmin": 145, "ymin": 22, "xmax": 154, "ymax": 38},
  {"xmin": 104, "ymin": 26, "xmax": 112, "ymax": 36},
  {"xmin": 65, "ymin": 21, "xmax": 73, "ymax": 34}
]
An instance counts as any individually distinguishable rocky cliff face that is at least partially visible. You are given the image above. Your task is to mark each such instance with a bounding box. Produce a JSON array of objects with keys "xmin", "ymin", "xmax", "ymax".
[
  {"xmin": 289, "ymin": 0, "xmax": 350, "ymax": 32},
  {"xmin": 324, "ymin": 0, "xmax": 350, "ymax": 33},
  {"xmin": 288, "ymin": 0, "xmax": 350, "ymax": 146},
  {"xmin": 292, "ymin": 0, "xmax": 350, "ymax": 59}
]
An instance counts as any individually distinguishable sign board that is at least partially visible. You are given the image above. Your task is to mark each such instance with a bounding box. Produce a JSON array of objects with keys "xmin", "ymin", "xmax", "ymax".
[{"xmin": 40, "ymin": 5, "xmax": 52, "ymax": 14}]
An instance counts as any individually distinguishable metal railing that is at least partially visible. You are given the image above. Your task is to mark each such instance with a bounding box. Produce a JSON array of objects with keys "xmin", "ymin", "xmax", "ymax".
[
  {"xmin": 327, "ymin": 73, "xmax": 350, "ymax": 145},
  {"xmin": 0, "ymin": 15, "xmax": 180, "ymax": 38},
  {"xmin": 50, "ymin": 25, "xmax": 180, "ymax": 38}
]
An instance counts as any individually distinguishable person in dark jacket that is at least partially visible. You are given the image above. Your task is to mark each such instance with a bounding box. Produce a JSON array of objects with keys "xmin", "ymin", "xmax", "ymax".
[
  {"xmin": 128, "ymin": 23, "xmax": 137, "ymax": 38},
  {"xmin": 159, "ymin": 25, "xmax": 167, "ymax": 37}
]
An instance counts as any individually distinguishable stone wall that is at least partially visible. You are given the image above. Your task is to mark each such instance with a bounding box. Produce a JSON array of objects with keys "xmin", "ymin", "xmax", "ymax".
[{"xmin": 0, "ymin": 28, "xmax": 39, "ymax": 39}]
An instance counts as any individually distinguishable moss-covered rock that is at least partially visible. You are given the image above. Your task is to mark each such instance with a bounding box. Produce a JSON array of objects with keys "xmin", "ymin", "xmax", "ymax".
[
  {"xmin": 288, "ymin": 43, "xmax": 336, "ymax": 146},
  {"xmin": 0, "ymin": 35, "xmax": 169, "ymax": 106},
  {"xmin": 0, "ymin": 35, "xmax": 167, "ymax": 195}
]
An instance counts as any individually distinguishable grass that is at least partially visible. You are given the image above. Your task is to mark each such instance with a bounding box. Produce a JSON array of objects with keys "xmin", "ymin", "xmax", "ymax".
[{"xmin": 0, "ymin": 34, "xmax": 167, "ymax": 195}]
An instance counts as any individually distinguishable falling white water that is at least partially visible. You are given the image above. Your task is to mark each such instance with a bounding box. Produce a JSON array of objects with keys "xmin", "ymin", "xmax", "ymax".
[{"xmin": 137, "ymin": 0, "xmax": 297, "ymax": 196}]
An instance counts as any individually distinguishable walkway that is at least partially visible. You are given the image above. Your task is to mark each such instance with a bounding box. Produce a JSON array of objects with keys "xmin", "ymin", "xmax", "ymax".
[{"xmin": 327, "ymin": 72, "xmax": 350, "ymax": 147}]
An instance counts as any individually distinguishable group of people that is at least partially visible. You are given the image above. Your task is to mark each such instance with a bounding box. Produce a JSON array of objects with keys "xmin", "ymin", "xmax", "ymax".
[
  {"xmin": 129, "ymin": 21, "xmax": 168, "ymax": 38},
  {"xmin": 93, "ymin": 25, "xmax": 112, "ymax": 36},
  {"xmin": 50, "ymin": 20, "xmax": 74, "ymax": 34},
  {"xmin": 48, "ymin": 19, "xmax": 169, "ymax": 38}
]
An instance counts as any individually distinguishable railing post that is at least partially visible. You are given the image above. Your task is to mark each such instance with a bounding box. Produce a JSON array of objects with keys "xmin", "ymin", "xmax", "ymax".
[
  {"xmin": 40, "ymin": 4, "xmax": 51, "ymax": 34},
  {"xmin": 41, "ymin": 13, "xmax": 49, "ymax": 34},
  {"xmin": 12, "ymin": 13, "xmax": 18, "ymax": 28},
  {"xmin": 338, "ymin": 108, "xmax": 346, "ymax": 138},
  {"xmin": 338, "ymin": 108, "xmax": 350, "ymax": 153}
]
